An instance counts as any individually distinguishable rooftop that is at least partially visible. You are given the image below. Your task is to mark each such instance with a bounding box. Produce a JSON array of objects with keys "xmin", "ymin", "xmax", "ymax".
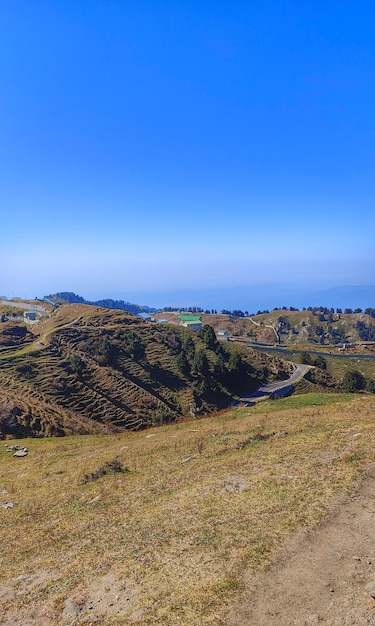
[{"xmin": 178, "ymin": 315, "xmax": 202, "ymax": 322}]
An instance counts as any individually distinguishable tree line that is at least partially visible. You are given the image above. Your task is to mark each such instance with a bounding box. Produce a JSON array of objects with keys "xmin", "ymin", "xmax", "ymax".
[{"xmin": 42, "ymin": 293, "xmax": 375, "ymax": 320}]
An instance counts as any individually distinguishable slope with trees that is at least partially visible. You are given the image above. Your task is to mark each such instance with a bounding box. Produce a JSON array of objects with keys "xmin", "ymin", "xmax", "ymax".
[{"xmin": 0, "ymin": 306, "xmax": 296, "ymax": 438}]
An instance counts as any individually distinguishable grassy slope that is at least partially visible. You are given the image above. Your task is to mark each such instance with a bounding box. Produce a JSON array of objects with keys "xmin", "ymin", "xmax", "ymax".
[{"xmin": 1, "ymin": 393, "xmax": 374, "ymax": 625}]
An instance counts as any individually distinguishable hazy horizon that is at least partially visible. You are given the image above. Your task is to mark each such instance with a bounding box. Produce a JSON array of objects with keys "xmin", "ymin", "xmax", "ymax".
[
  {"xmin": 3, "ymin": 283, "xmax": 374, "ymax": 315},
  {"xmin": 2, "ymin": 2, "xmax": 374, "ymax": 297}
]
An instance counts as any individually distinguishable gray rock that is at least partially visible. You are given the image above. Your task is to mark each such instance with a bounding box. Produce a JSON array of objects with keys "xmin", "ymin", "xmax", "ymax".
[
  {"xmin": 13, "ymin": 449, "xmax": 28, "ymax": 457},
  {"xmin": 6, "ymin": 445, "xmax": 27, "ymax": 452}
]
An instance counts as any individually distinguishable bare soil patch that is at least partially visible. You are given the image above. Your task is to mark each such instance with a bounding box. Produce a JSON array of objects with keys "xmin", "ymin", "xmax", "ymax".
[{"xmin": 61, "ymin": 571, "xmax": 142, "ymax": 624}]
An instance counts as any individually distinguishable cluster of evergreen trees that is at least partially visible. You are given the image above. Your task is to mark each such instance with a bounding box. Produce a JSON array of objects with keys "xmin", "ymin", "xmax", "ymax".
[
  {"xmin": 45, "ymin": 292, "xmax": 151, "ymax": 316},
  {"xmin": 175, "ymin": 325, "xmax": 245, "ymax": 385},
  {"xmin": 355, "ymin": 321, "xmax": 375, "ymax": 341},
  {"xmin": 162, "ymin": 306, "xmax": 204, "ymax": 313},
  {"xmin": 342, "ymin": 370, "xmax": 375, "ymax": 394},
  {"xmin": 299, "ymin": 352, "xmax": 327, "ymax": 369}
]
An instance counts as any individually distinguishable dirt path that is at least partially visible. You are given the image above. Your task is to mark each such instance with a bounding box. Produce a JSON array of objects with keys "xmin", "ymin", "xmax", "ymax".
[
  {"xmin": 226, "ymin": 465, "xmax": 375, "ymax": 626},
  {"xmin": 248, "ymin": 316, "xmax": 280, "ymax": 342},
  {"xmin": 0, "ymin": 315, "xmax": 83, "ymax": 361}
]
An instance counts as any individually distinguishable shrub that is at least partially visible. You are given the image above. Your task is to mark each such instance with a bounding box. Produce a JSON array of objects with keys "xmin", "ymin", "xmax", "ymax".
[
  {"xmin": 342, "ymin": 370, "xmax": 366, "ymax": 393},
  {"xmin": 69, "ymin": 353, "xmax": 85, "ymax": 376},
  {"xmin": 314, "ymin": 355, "xmax": 327, "ymax": 370},
  {"xmin": 82, "ymin": 457, "xmax": 129, "ymax": 484},
  {"xmin": 300, "ymin": 351, "xmax": 312, "ymax": 365},
  {"xmin": 150, "ymin": 407, "xmax": 174, "ymax": 426}
]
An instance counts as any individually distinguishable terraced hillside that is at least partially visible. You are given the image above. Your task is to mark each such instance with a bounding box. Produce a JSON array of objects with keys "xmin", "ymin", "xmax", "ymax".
[{"xmin": 0, "ymin": 304, "xmax": 297, "ymax": 438}]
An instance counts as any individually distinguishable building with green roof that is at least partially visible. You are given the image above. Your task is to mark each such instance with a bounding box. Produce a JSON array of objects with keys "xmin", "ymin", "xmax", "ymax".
[{"xmin": 178, "ymin": 315, "xmax": 203, "ymax": 331}]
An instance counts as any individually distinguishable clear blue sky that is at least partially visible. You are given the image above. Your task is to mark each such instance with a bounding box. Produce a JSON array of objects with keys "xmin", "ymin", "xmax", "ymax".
[{"xmin": 1, "ymin": 1, "xmax": 374, "ymax": 301}]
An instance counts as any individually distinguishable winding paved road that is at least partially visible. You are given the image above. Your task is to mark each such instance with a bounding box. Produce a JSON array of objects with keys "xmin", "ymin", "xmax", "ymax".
[{"xmin": 237, "ymin": 363, "xmax": 312, "ymax": 404}]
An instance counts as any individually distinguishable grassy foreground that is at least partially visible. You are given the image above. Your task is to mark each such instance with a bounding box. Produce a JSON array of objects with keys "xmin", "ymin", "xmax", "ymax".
[{"xmin": 1, "ymin": 393, "xmax": 375, "ymax": 625}]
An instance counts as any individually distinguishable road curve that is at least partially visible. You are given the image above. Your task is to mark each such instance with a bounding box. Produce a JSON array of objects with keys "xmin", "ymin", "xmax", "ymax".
[{"xmin": 237, "ymin": 363, "xmax": 312, "ymax": 403}]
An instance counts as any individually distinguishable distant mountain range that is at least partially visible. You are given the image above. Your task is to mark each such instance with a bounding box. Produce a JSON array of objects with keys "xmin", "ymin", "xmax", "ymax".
[
  {"xmin": 309, "ymin": 285, "xmax": 375, "ymax": 310},
  {"xmin": 46, "ymin": 285, "xmax": 374, "ymax": 314},
  {"xmin": 115, "ymin": 284, "xmax": 375, "ymax": 313}
]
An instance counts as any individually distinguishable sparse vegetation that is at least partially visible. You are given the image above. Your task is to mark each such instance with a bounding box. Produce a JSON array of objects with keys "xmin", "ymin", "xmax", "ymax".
[
  {"xmin": 82, "ymin": 456, "xmax": 129, "ymax": 483},
  {"xmin": 69, "ymin": 352, "xmax": 85, "ymax": 376}
]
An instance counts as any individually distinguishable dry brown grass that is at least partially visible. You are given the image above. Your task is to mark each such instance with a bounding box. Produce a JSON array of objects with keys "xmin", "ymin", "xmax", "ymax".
[{"xmin": 1, "ymin": 393, "xmax": 375, "ymax": 624}]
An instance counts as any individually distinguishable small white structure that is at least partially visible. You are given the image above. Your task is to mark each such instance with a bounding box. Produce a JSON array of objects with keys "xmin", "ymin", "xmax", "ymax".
[
  {"xmin": 138, "ymin": 312, "xmax": 151, "ymax": 321},
  {"xmin": 183, "ymin": 320, "xmax": 203, "ymax": 331},
  {"xmin": 217, "ymin": 329, "xmax": 229, "ymax": 340},
  {"xmin": 24, "ymin": 310, "xmax": 37, "ymax": 322}
]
